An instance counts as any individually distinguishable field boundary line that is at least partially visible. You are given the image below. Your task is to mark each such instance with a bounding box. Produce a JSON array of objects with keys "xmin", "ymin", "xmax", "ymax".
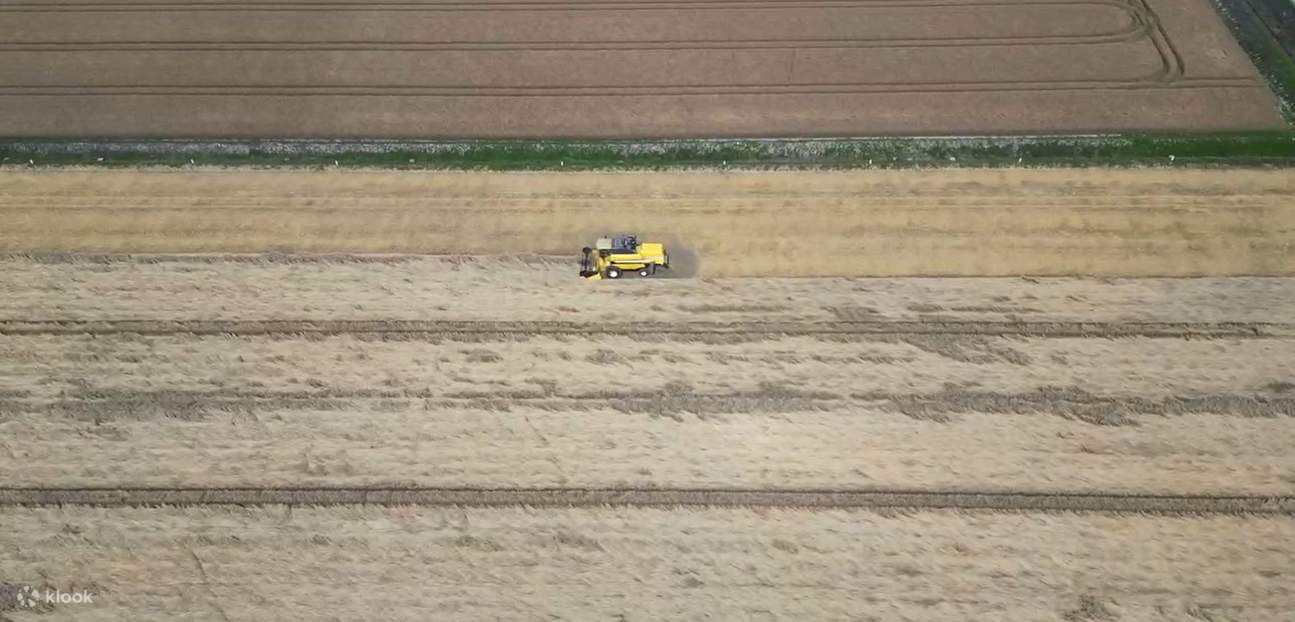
[
  {"xmin": 0, "ymin": 79, "xmax": 1260, "ymax": 98},
  {"xmin": 1, "ymin": 487, "xmax": 1291, "ymax": 514},
  {"xmin": 0, "ymin": 34, "xmax": 1147, "ymax": 52},
  {"xmin": 0, "ymin": 319, "xmax": 1286, "ymax": 338},
  {"xmin": 0, "ymin": 0, "xmax": 1155, "ymax": 11}
]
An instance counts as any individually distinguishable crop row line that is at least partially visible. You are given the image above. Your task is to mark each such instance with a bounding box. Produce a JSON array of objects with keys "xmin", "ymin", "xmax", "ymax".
[
  {"xmin": 2, "ymin": 487, "xmax": 1290, "ymax": 514},
  {"xmin": 0, "ymin": 319, "xmax": 1285, "ymax": 338}
]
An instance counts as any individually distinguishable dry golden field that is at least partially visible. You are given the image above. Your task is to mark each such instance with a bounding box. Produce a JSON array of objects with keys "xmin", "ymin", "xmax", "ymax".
[
  {"xmin": 2, "ymin": 166, "xmax": 1294, "ymax": 620},
  {"xmin": 3, "ymin": 257, "xmax": 1295, "ymax": 495},
  {"xmin": 2, "ymin": 168, "xmax": 1293, "ymax": 276}
]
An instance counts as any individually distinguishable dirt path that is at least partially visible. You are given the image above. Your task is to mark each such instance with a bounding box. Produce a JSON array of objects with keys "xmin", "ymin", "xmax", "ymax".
[{"xmin": 3, "ymin": 168, "xmax": 1292, "ymax": 275}]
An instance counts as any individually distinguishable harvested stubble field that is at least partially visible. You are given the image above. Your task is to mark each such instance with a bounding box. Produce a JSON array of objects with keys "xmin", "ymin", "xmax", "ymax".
[
  {"xmin": 3, "ymin": 253, "xmax": 1295, "ymax": 618},
  {"xmin": 2, "ymin": 506, "xmax": 1295, "ymax": 621},
  {"xmin": 3, "ymin": 167, "xmax": 1295, "ymax": 276},
  {"xmin": 0, "ymin": 0, "xmax": 1283, "ymax": 136},
  {"xmin": 4, "ymin": 254, "xmax": 1295, "ymax": 497}
]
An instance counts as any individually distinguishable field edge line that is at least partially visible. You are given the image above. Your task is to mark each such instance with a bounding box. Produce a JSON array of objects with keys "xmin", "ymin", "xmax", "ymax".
[{"xmin": 1, "ymin": 487, "xmax": 1292, "ymax": 515}]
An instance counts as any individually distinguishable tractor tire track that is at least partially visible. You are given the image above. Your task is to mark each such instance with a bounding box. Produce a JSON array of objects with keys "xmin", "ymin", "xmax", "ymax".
[
  {"xmin": 0, "ymin": 319, "xmax": 1287, "ymax": 339},
  {"xmin": 5, "ymin": 386, "xmax": 1294, "ymax": 424},
  {"xmin": 1, "ymin": 487, "xmax": 1290, "ymax": 515}
]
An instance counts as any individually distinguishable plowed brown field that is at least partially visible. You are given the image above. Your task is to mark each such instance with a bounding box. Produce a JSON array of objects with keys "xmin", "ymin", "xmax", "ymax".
[{"xmin": 0, "ymin": 0, "xmax": 1283, "ymax": 136}]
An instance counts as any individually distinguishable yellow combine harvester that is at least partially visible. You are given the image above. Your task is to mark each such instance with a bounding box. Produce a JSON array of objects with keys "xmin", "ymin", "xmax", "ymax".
[{"xmin": 580, "ymin": 234, "xmax": 669, "ymax": 280}]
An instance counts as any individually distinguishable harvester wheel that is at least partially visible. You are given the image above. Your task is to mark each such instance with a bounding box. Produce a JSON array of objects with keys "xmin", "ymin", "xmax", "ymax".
[{"xmin": 606, "ymin": 267, "xmax": 622, "ymax": 279}]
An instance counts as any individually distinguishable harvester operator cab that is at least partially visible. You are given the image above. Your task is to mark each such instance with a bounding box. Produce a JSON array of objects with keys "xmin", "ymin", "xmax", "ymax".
[{"xmin": 595, "ymin": 235, "xmax": 638, "ymax": 256}]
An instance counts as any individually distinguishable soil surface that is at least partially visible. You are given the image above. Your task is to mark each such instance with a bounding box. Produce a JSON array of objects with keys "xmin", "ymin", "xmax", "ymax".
[{"xmin": 0, "ymin": 0, "xmax": 1283, "ymax": 136}]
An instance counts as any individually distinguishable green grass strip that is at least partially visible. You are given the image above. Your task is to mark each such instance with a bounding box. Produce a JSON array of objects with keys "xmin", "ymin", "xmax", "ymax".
[{"xmin": 1, "ymin": 133, "xmax": 1292, "ymax": 170}]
